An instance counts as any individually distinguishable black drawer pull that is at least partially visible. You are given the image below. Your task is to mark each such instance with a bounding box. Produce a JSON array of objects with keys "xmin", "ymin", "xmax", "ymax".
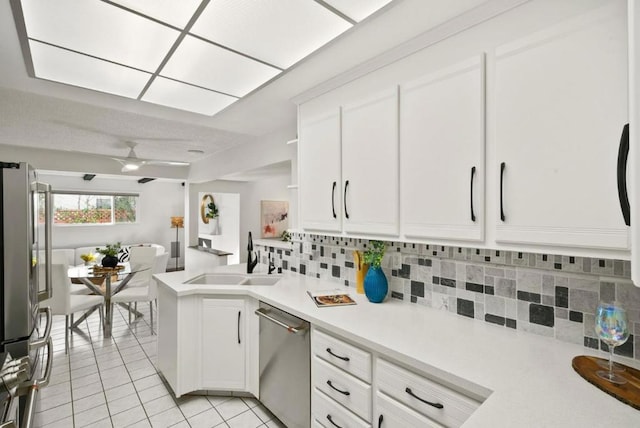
[
  {"xmin": 378, "ymin": 414, "xmax": 384, "ymax": 427},
  {"xmin": 470, "ymin": 166, "xmax": 476, "ymax": 222},
  {"xmin": 344, "ymin": 180, "xmax": 350, "ymax": 219},
  {"xmin": 326, "ymin": 414, "xmax": 343, "ymax": 428},
  {"xmin": 327, "ymin": 380, "xmax": 350, "ymax": 396},
  {"xmin": 616, "ymin": 123, "xmax": 630, "ymax": 226},
  {"xmin": 331, "ymin": 181, "xmax": 337, "ymax": 219},
  {"xmin": 405, "ymin": 387, "xmax": 444, "ymax": 409},
  {"xmin": 326, "ymin": 348, "xmax": 350, "ymax": 361},
  {"xmin": 499, "ymin": 162, "xmax": 506, "ymax": 222}
]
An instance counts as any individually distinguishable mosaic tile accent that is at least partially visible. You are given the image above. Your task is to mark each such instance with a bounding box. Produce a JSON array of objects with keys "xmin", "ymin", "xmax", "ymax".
[{"xmin": 258, "ymin": 233, "xmax": 639, "ymax": 362}]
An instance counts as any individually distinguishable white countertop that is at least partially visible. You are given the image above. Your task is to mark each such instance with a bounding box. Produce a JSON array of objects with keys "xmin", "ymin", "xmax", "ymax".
[{"xmin": 155, "ymin": 264, "xmax": 640, "ymax": 427}]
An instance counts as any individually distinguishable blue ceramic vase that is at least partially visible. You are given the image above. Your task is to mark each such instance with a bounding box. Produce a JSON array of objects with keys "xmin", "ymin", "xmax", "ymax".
[{"xmin": 364, "ymin": 266, "xmax": 388, "ymax": 303}]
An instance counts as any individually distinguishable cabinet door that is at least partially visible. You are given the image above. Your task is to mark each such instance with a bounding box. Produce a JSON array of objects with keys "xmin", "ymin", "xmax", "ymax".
[
  {"xmin": 494, "ymin": 3, "xmax": 628, "ymax": 249},
  {"xmin": 201, "ymin": 298, "xmax": 245, "ymax": 390},
  {"xmin": 400, "ymin": 56, "xmax": 484, "ymax": 242},
  {"xmin": 342, "ymin": 88, "xmax": 399, "ymax": 236},
  {"xmin": 300, "ymin": 109, "xmax": 342, "ymax": 232},
  {"xmin": 376, "ymin": 393, "xmax": 443, "ymax": 428}
]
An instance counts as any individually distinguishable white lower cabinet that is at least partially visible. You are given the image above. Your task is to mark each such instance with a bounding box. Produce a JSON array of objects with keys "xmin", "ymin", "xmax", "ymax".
[
  {"xmin": 311, "ymin": 327, "xmax": 481, "ymax": 428},
  {"xmin": 376, "ymin": 359, "xmax": 480, "ymax": 427},
  {"xmin": 157, "ymin": 288, "xmax": 258, "ymax": 398},
  {"xmin": 201, "ymin": 298, "xmax": 245, "ymax": 390},
  {"xmin": 313, "ymin": 389, "xmax": 371, "ymax": 428},
  {"xmin": 376, "ymin": 392, "xmax": 443, "ymax": 428}
]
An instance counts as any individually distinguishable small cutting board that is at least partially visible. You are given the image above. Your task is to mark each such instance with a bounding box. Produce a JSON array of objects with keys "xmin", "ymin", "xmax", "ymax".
[{"xmin": 572, "ymin": 355, "xmax": 640, "ymax": 410}]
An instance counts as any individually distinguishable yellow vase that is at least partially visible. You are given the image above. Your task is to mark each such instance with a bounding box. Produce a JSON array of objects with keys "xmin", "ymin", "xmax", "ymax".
[{"xmin": 353, "ymin": 250, "xmax": 369, "ymax": 294}]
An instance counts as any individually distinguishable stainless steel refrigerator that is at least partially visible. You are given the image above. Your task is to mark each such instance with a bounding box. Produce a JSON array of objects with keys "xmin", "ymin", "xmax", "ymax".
[{"xmin": 0, "ymin": 161, "xmax": 54, "ymax": 427}]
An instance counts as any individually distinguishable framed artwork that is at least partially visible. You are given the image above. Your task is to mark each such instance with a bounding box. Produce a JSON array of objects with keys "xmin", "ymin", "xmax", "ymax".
[{"xmin": 261, "ymin": 200, "xmax": 289, "ymax": 238}]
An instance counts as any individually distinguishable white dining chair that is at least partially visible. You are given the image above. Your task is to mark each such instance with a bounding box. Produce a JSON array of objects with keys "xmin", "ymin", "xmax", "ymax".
[
  {"xmin": 52, "ymin": 249, "xmax": 91, "ymax": 295},
  {"xmin": 111, "ymin": 247, "xmax": 160, "ymax": 327},
  {"xmin": 42, "ymin": 264, "xmax": 104, "ymax": 354}
]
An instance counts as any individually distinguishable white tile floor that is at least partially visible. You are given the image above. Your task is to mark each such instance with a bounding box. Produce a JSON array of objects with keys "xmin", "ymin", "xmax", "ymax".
[{"xmin": 35, "ymin": 304, "xmax": 286, "ymax": 428}]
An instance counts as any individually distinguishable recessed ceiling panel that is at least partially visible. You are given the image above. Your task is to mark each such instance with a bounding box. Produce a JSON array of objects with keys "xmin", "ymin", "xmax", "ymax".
[
  {"xmin": 108, "ymin": 0, "xmax": 202, "ymax": 29},
  {"xmin": 142, "ymin": 77, "xmax": 238, "ymax": 116},
  {"xmin": 190, "ymin": 0, "xmax": 352, "ymax": 69},
  {"xmin": 21, "ymin": 0, "xmax": 180, "ymax": 72},
  {"xmin": 323, "ymin": 0, "xmax": 394, "ymax": 22},
  {"xmin": 29, "ymin": 41, "xmax": 151, "ymax": 99},
  {"xmin": 161, "ymin": 36, "xmax": 281, "ymax": 97}
]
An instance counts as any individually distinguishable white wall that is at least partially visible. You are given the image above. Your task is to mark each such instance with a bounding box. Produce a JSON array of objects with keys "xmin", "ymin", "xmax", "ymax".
[
  {"xmin": 198, "ymin": 192, "xmax": 241, "ymax": 264},
  {"xmin": 41, "ymin": 173, "xmax": 185, "ymax": 269},
  {"xmin": 188, "ymin": 127, "xmax": 296, "ymax": 183},
  {"xmin": 187, "ymin": 174, "xmax": 290, "ymax": 265}
]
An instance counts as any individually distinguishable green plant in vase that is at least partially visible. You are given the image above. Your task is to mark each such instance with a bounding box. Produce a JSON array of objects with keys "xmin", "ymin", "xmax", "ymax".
[
  {"xmin": 206, "ymin": 201, "xmax": 219, "ymax": 219},
  {"xmin": 363, "ymin": 240, "xmax": 388, "ymax": 303},
  {"xmin": 96, "ymin": 242, "xmax": 121, "ymax": 268}
]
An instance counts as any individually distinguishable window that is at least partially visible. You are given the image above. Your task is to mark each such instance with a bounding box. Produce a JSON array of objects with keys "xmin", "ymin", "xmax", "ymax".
[{"xmin": 53, "ymin": 192, "xmax": 138, "ymax": 225}]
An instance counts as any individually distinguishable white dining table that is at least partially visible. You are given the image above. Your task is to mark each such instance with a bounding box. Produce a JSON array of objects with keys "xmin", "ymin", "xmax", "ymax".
[{"xmin": 68, "ymin": 262, "xmax": 149, "ymax": 338}]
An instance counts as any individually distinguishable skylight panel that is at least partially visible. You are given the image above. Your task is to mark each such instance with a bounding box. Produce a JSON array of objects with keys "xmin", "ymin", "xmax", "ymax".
[
  {"xmin": 190, "ymin": 0, "xmax": 352, "ymax": 69},
  {"xmin": 323, "ymin": 0, "xmax": 394, "ymax": 22},
  {"xmin": 161, "ymin": 36, "xmax": 281, "ymax": 98},
  {"xmin": 21, "ymin": 0, "xmax": 180, "ymax": 72},
  {"xmin": 142, "ymin": 77, "xmax": 238, "ymax": 116},
  {"xmin": 29, "ymin": 41, "xmax": 151, "ymax": 99},
  {"xmin": 107, "ymin": 0, "xmax": 202, "ymax": 29}
]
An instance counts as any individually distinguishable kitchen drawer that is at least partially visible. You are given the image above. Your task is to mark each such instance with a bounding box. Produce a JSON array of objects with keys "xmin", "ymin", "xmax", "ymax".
[
  {"xmin": 376, "ymin": 392, "xmax": 444, "ymax": 428},
  {"xmin": 313, "ymin": 418, "xmax": 326, "ymax": 428},
  {"xmin": 313, "ymin": 389, "xmax": 371, "ymax": 428},
  {"xmin": 377, "ymin": 358, "xmax": 479, "ymax": 427},
  {"xmin": 313, "ymin": 356, "xmax": 372, "ymax": 421},
  {"xmin": 312, "ymin": 329, "xmax": 372, "ymax": 383}
]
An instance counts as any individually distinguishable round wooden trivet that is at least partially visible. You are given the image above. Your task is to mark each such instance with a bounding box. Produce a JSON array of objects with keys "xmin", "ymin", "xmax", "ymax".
[{"xmin": 572, "ymin": 355, "xmax": 640, "ymax": 410}]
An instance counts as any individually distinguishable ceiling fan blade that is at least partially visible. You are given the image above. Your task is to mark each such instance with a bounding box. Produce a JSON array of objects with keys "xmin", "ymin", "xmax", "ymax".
[{"xmin": 143, "ymin": 160, "xmax": 190, "ymax": 166}]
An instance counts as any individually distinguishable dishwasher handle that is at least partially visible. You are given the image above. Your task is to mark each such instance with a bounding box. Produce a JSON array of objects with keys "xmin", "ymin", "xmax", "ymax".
[{"xmin": 255, "ymin": 308, "xmax": 308, "ymax": 334}]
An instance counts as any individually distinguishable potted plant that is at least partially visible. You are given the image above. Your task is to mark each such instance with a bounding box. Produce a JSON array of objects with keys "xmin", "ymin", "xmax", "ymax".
[
  {"xmin": 206, "ymin": 200, "xmax": 220, "ymax": 234},
  {"xmin": 362, "ymin": 240, "xmax": 388, "ymax": 303},
  {"xmin": 96, "ymin": 242, "xmax": 121, "ymax": 268}
]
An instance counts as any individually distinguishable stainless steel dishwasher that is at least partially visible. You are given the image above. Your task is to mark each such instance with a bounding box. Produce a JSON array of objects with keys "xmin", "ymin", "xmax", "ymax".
[{"xmin": 255, "ymin": 302, "xmax": 310, "ymax": 428}]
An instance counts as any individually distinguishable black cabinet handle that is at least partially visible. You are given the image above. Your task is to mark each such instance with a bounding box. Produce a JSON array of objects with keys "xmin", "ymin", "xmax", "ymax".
[
  {"xmin": 499, "ymin": 162, "xmax": 506, "ymax": 222},
  {"xmin": 344, "ymin": 180, "xmax": 350, "ymax": 219},
  {"xmin": 237, "ymin": 311, "xmax": 241, "ymax": 344},
  {"xmin": 326, "ymin": 348, "xmax": 350, "ymax": 361},
  {"xmin": 405, "ymin": 387, "xmax": 444, "ymax": 409},
  {"xmin": 617, "ymin": 123, "xmax": 630, "ymax": 226},
  {"xmin": 470, "ymin": 166, "xmax": 476, "ymax": 222},
  {"xmin": 331, "ymin": 181, "xmax": 337, "ymax": 219},
  {"xmin": 378, "ymin": 414, "xmax": 384, "ymax": 427},
  {"xmin": 327, "ymin": 380, "xmax": 350, "ymax": 396},
  {"xmin": 326, "ymin": 414, "xmax": 342, "ymax": 428}
]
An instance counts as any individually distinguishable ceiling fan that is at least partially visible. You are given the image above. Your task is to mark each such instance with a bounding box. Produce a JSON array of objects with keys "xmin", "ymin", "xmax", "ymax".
[{"xmin": 113, "ymin": 141, "xmax": 189, "ymax": 172}]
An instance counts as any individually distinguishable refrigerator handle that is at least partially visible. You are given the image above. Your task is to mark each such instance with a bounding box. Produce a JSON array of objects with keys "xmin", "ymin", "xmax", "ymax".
[{"xmin": 35, "ymin": 182, "xmax": 52, "ymax": 301}]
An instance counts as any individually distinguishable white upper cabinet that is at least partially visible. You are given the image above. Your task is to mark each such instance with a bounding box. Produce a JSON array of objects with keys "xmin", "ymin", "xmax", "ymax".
[
  {"xmin": 342, "ymin": 88, "xmax": 399, "ymax": 236},
  {"xmin": 299, "ymin": 109, "xmax": 342, "ymax": 232},
  {"xmin": 400, "ymin": 55, "xmax": 485, "ymax": 242},
  {"xmin": 494, "ymin": 3, "xmax": 629, "ymax": 250}
]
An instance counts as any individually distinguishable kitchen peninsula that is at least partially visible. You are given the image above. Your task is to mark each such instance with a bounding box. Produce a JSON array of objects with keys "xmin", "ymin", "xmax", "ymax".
[{"xmin": 155, "ymin": 264, "xmax": 640, "ymax": 427}]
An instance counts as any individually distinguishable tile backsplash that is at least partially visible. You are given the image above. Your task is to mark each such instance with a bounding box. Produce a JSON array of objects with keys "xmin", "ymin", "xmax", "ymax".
[{"xmin": 258, "ymin": 233, "xmax": 640, "ymax": 363}]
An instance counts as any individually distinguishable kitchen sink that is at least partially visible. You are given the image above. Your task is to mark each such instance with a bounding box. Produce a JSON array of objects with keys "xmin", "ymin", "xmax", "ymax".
[
  {"xmin": 240, "ymin": 276, "xmax": 282, "ymax": 286},
  {"xmin": 184, "ymin": 274, "xmax": 246, "ymax": 285},
  {"xmin": 184, "ymin": 273, "xmax": 282, "ymax": 286}
]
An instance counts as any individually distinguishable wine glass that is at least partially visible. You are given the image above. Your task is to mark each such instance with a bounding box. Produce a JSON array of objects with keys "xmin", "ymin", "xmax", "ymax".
[{"xmin": 594, "ymin": 301, "xmax": 629, "ymax": 384}]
